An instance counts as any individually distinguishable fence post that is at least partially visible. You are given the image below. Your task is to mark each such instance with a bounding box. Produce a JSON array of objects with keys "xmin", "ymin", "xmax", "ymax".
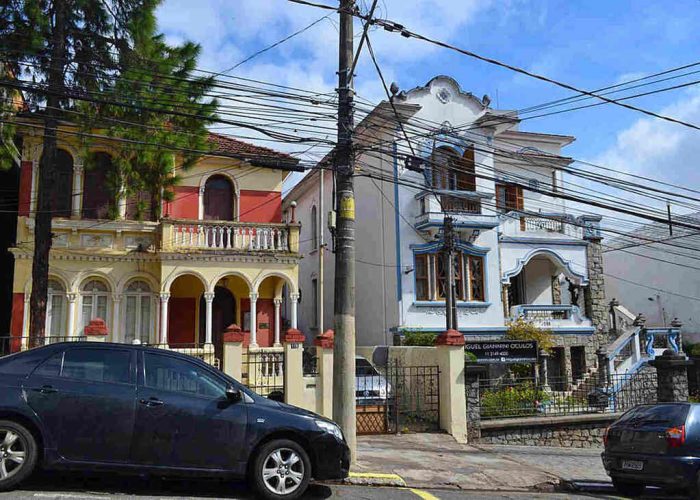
[
  {"xmin": 538, "ymin": 349, "xmax": 550, "ymax": 392},
  {"xmin": 284, "ymin": 328, "xmax": 306, "ymax": 407},
  {"xmin": 435, "ymin": 329, "xmax": 468, "ymax": 443},
  {"xmin": 84, "ymin": 318, "xmax": 108, "ymax": 342},
  {"xmin": 464, "ymin": 363, "xmax": 485, "ymax": 442},
  {"xmin": 649, "ymin": 350, "xmax": 693, "ymax": 403},
  {"xmin": 222, "ymin": 324, "xmax": 244, "ymax": 381},
  {"xmin": 314, "ymin": 329, "xmax": 334, "ymax": 418}
]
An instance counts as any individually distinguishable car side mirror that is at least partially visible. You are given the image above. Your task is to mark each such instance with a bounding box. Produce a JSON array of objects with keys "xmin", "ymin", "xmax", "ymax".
[{"xmin": 226, "ymin": 386, "xmax": 242, "ymax": 403}]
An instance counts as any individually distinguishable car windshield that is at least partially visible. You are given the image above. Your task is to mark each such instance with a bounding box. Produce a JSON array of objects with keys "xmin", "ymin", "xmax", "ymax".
[
  {"xmin": 355, "ymin": 358, "xmax": 379, "ymax": 377},
  {"xmin": 617, "ymin": 404, "xmax": 690, "ymax": 427}
]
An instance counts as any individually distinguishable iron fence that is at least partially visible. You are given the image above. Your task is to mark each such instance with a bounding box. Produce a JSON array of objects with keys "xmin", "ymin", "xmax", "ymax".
[
  {"xmin": 475, "ymin": 370, "xmax": 658, "ymax": 420},
  {"xmin": 356, "ymin": 361, "xmax": 440, "ymax": 435},
  {"xmin": 0, "ymin": 335, "xmax": 87, "ymax": 357},
  {"xmin": 143, "ymin": 343, "xmax": 219, "ymax": 368},
  {"xmin": 242, "ymin": 350, "xmax": 285, "ymax": 399}
]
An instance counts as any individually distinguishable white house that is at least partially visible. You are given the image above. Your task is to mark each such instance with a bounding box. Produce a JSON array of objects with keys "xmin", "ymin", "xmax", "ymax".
[{"xmin": 284, "ymin": 76, "xmax": 608, "ymax": 381}]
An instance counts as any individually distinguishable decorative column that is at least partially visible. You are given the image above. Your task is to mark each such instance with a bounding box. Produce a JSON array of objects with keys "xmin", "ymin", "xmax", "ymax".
[
  {"xmin": 222, "ymin": 324, "xmax": 244, "ymax": 381},
  {"xmin": 203, "ymin": 292, "xmax": 215, "ymax": 345},
  {"xmin": 159, "ymin": 292, "xmax": 170, "ymax": 345},
  {"xmin": 84, "ymin": 318, "xmax": 108, "ymax": 342},
  {"xmin": 198, "ymin": 186, "xmax": 205, "ymax": 220},
  {"xmin": 290, "ymin": 292, "xmax": 299, "ymax": 329},
  {"xmin": 435, "ymin": 329, "xmax": 468, "ymax": 443},
  {"xmin": 538, "ymin": 349, "xmax": 551, "ymax": 392},
  {"xmin": 71, "ymin": 162, "xmax": 83, "ymax": 219},
  {"xmin": 649, "ymin": 350, "xmax": 693, "ymax": 403},
  {"xmin": 66, "ymin": 293, "xmax": 78, "ymax": 338},
  {"xmin": 111, "ymin": 294, "xmax": 121, "ymax": 343},
  {"xmin": 249, "ymin": 292, "xmax": 259, "ymax": 347},
  {"xmin": 117, "ymin": 186, "xmax": 127, "ymax": 220},
  {"xmin": 21, "ymin": 294, "xmax": 30, "ymax": 350},
  {"xmin": 315, "ymin": 329, "xmax": 334, "ymax": 418},
  {"xmin": 284, "ymin": 327, "xmax": 306, "ymax": 407},
  {"xmin": 273, "ymin": 298, "xmax": 283, "ymax": 347}
]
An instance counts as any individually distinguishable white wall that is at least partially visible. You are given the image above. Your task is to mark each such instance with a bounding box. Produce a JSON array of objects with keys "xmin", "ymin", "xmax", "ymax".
[{"xmin": 523, "ymin": 258, "xmax": 554, "ymax": 304}]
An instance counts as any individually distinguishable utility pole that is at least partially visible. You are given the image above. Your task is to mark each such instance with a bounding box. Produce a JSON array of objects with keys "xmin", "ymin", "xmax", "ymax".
[
  {"xmin": 667, "ymin": 201, "xmax": 673, "ymax": 236},
  {"xmin": 443, "ymin": 215, "xmax": 458, "ymax": 331},
  {"xmin": 318, "ymin": 165, "xmax": 324, "ymax": 333},
  {"xmin": 333, "ymin": 0, "xmax": 357, "ymax": 460}
]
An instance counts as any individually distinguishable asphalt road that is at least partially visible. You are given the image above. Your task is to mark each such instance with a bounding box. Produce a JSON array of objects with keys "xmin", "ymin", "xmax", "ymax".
[{"xmin": 0, "ymin": 471, "xmax": 621, "ymax": 499}]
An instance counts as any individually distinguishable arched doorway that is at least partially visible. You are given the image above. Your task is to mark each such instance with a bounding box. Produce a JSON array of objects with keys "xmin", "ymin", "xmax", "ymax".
[
  {"xmin": 199, "ymin": 285, "xmax": 235, "ymax": 361},
  {"xmin": 203, "ymin": 175, "xmax": 234, "ymax": 221}
]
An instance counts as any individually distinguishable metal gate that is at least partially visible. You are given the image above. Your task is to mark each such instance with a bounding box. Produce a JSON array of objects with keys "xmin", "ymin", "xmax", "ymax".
[
  {"xmin": 242, "ymin": 349, "xmax": 285, "ymax": 399},
  {"xmin": 356, "ymin": 361, "xmax": 440, "ymax": 435}
]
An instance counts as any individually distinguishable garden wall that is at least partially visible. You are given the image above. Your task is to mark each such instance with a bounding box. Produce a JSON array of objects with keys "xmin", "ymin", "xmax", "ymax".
[{"xmin": 477, "ymin": 413, "xmax": 621, "ymax": 448}]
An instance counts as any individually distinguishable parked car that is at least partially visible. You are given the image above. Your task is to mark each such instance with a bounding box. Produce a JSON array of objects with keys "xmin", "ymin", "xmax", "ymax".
[
  {"xmin": 355, "ymin": 356, "xmax": 391, "ymax": 405},
  {"xmin": 0, "ymin": 342, "xmax": 349, "ymax": 500},
  {"xmin": 602, "ymin": 402, "xmax": 700, "ymax": 498}
]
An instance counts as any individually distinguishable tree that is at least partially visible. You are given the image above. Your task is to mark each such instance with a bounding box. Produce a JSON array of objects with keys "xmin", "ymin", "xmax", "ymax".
[
  {"xmin": 0, "ymin": 0, "xmax": 158, "ymax": 339},
  {"xmin": 81, "ymin": 34, "xmax": 217, "ymax": 221}
]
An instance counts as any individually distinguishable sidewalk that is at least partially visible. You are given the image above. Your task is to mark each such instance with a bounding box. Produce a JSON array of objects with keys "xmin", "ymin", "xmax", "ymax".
[{"xmin": 349, "ymin": 433, "xmax": 608, "ymax": 491}]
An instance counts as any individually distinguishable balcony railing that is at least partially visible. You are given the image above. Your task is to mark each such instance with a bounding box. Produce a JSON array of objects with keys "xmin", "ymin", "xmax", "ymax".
[
  {"xmin": 519, "ymin": 215, "xmax": 565, "ymax": 233},
  {"xmin": 501, "ymin": 212, "xmax": 584, "ymax": 239},
  {"xmin": 510, "ymin": 304, "xmax": 590, "ymax": 328},
  {"xmin": 441, "ymin": 194, "xmax": 481, "ymax": 214},
  {"xmin": 168, "ymin": 219, "xmax": 290, "ymax": 252}
]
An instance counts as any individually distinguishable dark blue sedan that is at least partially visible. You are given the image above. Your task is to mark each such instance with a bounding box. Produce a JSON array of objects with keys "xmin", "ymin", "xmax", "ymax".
[
  {"xmin": 602, "ymin": 402, "xmax": 700, "ymax": 498},
  {"xmin": 0, "ymin": 342, "xmax": 349, "ymax": 500}
]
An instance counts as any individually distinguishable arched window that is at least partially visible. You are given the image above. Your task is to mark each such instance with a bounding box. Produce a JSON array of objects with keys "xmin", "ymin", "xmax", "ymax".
[
  {"xmin": 203, "ymin": 175, "xmax": 234, "ymax": 221},
  {"xmin": 46, "ymin": 279, "xmax": 67, "ymax": 337},
  {"xmin": 80, "ymin": 279, "xmax": 110, "ymax": 333},
  {"xmin": 82, "ymin": 152, "xmax": 114, "ymax": 219},
  {"xmin": 124, "ymin": 280, "xmax": 152, "ymax": 344},
  {"xmin": 44, "ymin": 149, "xmax": 73, "ymax": 218},
  {"xmin": 311, "ymin": 205, "xmax": 318, "ymax": 249}
]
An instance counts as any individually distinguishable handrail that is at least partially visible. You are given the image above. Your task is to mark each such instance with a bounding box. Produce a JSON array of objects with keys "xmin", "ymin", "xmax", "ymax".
[{"xmin": 606, "ymin": 326, "xmax": 641, "ymax": 358}]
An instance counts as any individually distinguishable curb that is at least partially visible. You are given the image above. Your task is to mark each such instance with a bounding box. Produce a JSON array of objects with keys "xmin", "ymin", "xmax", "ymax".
[{"xmin": 344, "ymin": 472, "xmax": 407, "ymax": 487}]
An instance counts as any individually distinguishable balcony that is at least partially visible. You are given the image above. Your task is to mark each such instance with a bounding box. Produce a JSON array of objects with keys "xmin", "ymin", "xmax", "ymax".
[
  {"xmin": 20, "ymin": 217, "xmax": 300, "ymax": 254},
  {"xmin": 500, "ymin": 213, "xmax": 585, "ymax": 240},
  {"xmin": 510, "ymin": 304, "xmax": 593, "ymax": 331},
  {"xmin": 414, "ymin": 190, "xmax": 499, "ymax": 230}
]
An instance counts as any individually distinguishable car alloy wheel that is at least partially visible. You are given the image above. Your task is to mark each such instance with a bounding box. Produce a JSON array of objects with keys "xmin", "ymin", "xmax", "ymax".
[
  {"xmin": 261, "ymin": 447, "xmax": 305, "ymax": 496},
  {"xmin": 0, "ymin": 427, "xmax": 26, "ymax": 482}
]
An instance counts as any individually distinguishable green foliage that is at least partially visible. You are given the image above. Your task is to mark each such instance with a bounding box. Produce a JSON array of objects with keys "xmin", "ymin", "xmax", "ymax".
[
  {"xmin": 403, "ymin": 331, "xmax": 436, "ymax": 346},
  {"xmin": 686, "ymin": 343, "xmax": 700, "ymax": 357},
  {"xmin": 509, "ymin": 363, "xmax": 534, "ymax": 378},
  {"xmin": 480, "ymin": 383, "xmax": 551, "ymax": 418},
  {"xmin": 505, "ymin": 317, "xmax": 555, "ymax": 352},
  {"xmin": 464, "ymin": 351, "xmax": 477, "ymax": 362}
]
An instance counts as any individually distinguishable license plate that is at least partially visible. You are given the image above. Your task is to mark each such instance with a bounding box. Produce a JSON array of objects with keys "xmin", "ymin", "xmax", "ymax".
[{"xmin": 621, "ymin": 460, "xmax": 643, "ymax": 471}]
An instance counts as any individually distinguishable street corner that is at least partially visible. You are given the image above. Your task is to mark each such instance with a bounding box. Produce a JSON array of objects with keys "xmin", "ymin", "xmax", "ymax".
[{"xmin": 344, "ymin": 471, "xmax": 407, "ymax": 487}]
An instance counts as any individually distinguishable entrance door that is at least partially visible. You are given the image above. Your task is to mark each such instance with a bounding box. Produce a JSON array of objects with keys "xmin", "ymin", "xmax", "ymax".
[
  {"xmin": 130, "ymin": 351, "xmax": 247, "ymax": 470},
  {"xmin": 570, "ymin": 346, "xmax": 587, "ymax": 381},
  {"xmin": 199, "ymin": 286, "xmax": 235, "ymax": 360}
]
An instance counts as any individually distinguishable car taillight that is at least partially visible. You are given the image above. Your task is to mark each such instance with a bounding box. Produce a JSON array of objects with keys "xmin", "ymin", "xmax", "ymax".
[
  {"xmin": 666, "ymin": 425, "xmax": 686, "ymax": 448},
  {"xmin": 603, "ymin": 426, "xmax": 610, "ymax": 447}
]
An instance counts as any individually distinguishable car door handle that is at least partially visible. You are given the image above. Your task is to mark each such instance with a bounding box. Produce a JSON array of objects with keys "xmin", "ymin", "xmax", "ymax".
[
  {"xmin": 139, "ymin": 397, "xmax": 164, "ymax": 407},
  {"xmin": 31, "ymin": 385, "xmax": 58, "ymax": 394}
]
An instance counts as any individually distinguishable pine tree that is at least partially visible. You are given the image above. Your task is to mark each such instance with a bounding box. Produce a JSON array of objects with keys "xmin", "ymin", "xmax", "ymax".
[{"xmin": 0, "ymin": 0, "xmax": 158, "ymax": 339}]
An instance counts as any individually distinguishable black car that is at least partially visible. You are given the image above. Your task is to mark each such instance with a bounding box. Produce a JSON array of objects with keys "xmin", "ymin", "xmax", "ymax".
[
  {"xmin": 0, "ymin": 342, "xmax": 350, "ymax": 500},
  {"xmin": 602, "ymin": 402, "xmax": 700, "ymax": 498}
]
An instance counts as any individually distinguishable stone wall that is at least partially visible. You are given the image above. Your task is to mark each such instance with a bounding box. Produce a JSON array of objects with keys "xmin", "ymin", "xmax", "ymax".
[
  {"xmin": 478, "ymin": 414, "xmax": 621, "ymax": 448},
  {"xmin": 584, "ymin": 238, "xmax": 608, "ymax": 339}
]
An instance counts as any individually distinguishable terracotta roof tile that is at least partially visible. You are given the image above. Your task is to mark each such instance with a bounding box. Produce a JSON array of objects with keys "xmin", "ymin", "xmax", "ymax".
[{"xmin": 207, "ymin": 132, "xmax": 298, "ymax": 165}]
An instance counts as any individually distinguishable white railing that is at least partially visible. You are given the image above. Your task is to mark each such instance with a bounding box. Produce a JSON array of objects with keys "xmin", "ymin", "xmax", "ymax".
[
  {"xmin": 500, "ymin": 212, "xmax": 584, "ymax": 239},
  {"xmin": 171, "ymin": 220, "xmax": 289, "ymax": 252},
  {"xmin": 510, "ymin": 304, "xmax": 590, "ymax": 328},
  {"xmin": 605, "ymin": 323, "xmax": 682, "ymax": 379},
  {"xmin": 521, "ymin": 216, "xmax": 564, "ymax": 233}
]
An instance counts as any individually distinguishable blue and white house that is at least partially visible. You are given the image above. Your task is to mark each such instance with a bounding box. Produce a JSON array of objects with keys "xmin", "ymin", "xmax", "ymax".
[{"xmin": 284, "ymin": 76, "xmax": 608, "ymax": 380}]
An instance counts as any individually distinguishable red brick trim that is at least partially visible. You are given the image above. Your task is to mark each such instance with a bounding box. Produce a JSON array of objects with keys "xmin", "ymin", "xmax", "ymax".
[
  {"xmin": 435, "ymin": 329, "xmax": 465, "ymax": 346},
  {"xmin": 223, "ymin": 324, "xmax": 245, "ymax": 343},
  {"xmin": 84, "ymin": 318, "xmax": 108, "ymax": 336},
  {"xmin": 284, "ymin": 327, "xmax": 305, "ymax": 343},
  {"xmin": 314, "ymin": 329, "xmax": 334, "ymax": 348}
]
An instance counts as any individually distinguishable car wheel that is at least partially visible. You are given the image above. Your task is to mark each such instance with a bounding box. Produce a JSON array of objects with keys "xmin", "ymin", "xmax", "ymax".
[
  {"xmin": 612, "ymin": 478, "xmax": 645, "ymax": 497},
  {"xmin": 251, "ymin": 439, "xmax": 311, "ymax": 500},
  {"xmin": 0, "ymin": 420, "xmax": 38, "ymax": 492}
]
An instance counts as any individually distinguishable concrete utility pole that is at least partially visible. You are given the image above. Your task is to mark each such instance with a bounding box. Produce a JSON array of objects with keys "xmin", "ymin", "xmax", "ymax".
[
  {"xmin": 333, "ymin": 0, "xmax": 357, "ymax": 460},
  {"xmin": 318, "ymin": 164, "xmax": 324, "ymax": 332},
  {"xmin": 443, "ymin": 216, "xmax": 458, "ymax": 331}
]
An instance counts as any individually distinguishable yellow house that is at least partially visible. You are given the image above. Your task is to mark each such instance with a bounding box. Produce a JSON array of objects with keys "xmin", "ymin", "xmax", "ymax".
[{"xmin": 9, "ymin": 120, "xmax": 303, "ymax": 365}]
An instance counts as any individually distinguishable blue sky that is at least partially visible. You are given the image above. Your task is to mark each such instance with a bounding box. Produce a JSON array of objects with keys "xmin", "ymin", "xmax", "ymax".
[{"xmin": 155, "ymin": 0, "xmax": 700, "ymax": 202}]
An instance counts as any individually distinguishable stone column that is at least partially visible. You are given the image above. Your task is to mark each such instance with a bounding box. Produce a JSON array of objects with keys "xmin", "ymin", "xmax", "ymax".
[
  {"xmin": 66, "ymin": 293, "xmax": 77, "ymax": 338},
  {"xmin": 273, "ymin": 298, "xmax": 283, "ymax": 347},
  {"xmin": 249, "ymin": 292, "xmax": 259, "ymax": 347},
  {"xmin": 464, "ymin": 364, "xmax": 486, "ymax": 442},
  {"xmin": 538, "ymin": 349, "xmax": 551, "ymax": 392},
  {"xmin": 111, "ymin": 295, "xmax": 121, "ymax": 343},
  {"xmin": 203, "ymin": 292, "xmax": 215, "ymax": 345},
  {"xmin": 284, "ymin": 327, "xmax": 306, "ymax": 407},
  {"xmin": 222, "ymin": 324, "xmax": 244, "ymax": 381},
  {"xmin": 435, "ymin": 329, "xmax": 468, "ymax": 443},
  {"xmin": 315, "ymin": 329, "xmax": 334, "ymax": 419},
  {"xmin": 117, "ymin": 186, "xmax": 127, "ymax": 220},
  {"xmin": 159, "ymin": 292, "xmax": 170, "ymax": 345},
  {"xmin": 84, "ymin": 318, "xmax": 108, "ymax": 342},
  {"xmin": 649, "ymin": 350, "xmax": 693, "ymax": 403},
  {"xmin": 290, "ymin": 292, "xmax": 299, "ymax": 329},
  {"xmin": 583, "ymin": 234, "xmax": 607, "ymax": 334},
  {"xmin": 71, "ymin": 163, "xmax": 83, "ymax": 219},
  {"xmin": 596, "ymin": 347, "xmax": 610, "ymax": 386}
]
